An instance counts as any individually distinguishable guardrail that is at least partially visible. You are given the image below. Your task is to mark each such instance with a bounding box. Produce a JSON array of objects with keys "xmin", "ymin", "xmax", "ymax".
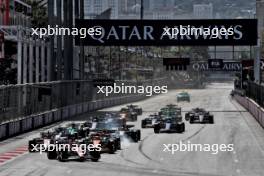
[
  {"xmin": 0, "ymin": 78, "xmax": 168, "ymax": 140},
  {"xmin": 246, "ymin": 82, "xmax": 264, "ymax": 108},
  {"xmin": 234, "ymin": 94, "xmax": 264, "ymax": 129}
]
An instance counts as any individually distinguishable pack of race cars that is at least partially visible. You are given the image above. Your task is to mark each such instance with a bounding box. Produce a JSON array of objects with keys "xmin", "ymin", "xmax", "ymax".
[
  {"xmin": 141, "ymin": 104, "xmax": 214, "ymax": 134},
  {"xmin": 28, "ymin": 102, "xmax": 214, "ymax": 162},
  {"xmin": 28, "ymin": 104, "xmax": 142, "ymax": 162}
]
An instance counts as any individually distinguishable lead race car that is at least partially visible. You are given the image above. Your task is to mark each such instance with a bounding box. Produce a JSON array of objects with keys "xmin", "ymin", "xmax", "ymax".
[
  {"xmin": 185, "ymin": 108, "xmax": 214, "ymax": 124},
  {"xmin": 46, "ymin": 131, "xmax": 101, "ymax": 162},
  {"xmin": 154, "ymin": 104, "xmax": 185, "ymax": 133}
]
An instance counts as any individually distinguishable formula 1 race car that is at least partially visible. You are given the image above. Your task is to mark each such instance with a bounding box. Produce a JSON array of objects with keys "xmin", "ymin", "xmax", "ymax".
[
  {"xmin": 90, "ymin": 130, "xmax": 121, "ymax": 154},
  {"xmin": 154, "ymin": 105, "xmax": 185, "ymax": 133},
  {"xmin": 46, "ymin": 136, "xmax": 101, "ymax": 162},
  {"xmin": 28, "ymin": 123, "xmax": 90, "ymax": 152},
  {"xmin": 177, "ymin": 92, "xmax": 190, "ymax": 102},
  {"xmin": 185, "ymin": 108, "xmax": 214, "ymax": 124},
  {"xmin": 159, "ymin": 104, "xmax": 181, "ymax": 116},
  {"xmin": 126, "ymin": 104, "xmax": 143, "ymax": 115},
  {"xmin": 89, "ymin": 114, "xmax": 141, "ymax": 142},
  {"xmin": 154, "ymin": 115, "xmax": 185, "ymax": 133},
  {"xmin": 28, "ymin": 127, "xmax": 65, "ymax": 152},
  {"xmin": 141, "ymin": 114, "xmax": 162, "ymax": 128},
  {"xmin": 120, "ymin": 108, "xmax": 138, "ymax": 121}
]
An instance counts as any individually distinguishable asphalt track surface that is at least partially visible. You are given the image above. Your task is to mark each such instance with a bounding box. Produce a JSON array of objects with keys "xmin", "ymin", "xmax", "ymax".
[{"xmin": 0, "ymin": 82, "xmax": 264, "ymax": 176}]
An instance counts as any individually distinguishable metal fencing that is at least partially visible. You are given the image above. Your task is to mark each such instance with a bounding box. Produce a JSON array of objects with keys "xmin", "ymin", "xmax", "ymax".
[
  {"xmin": 0, "ymin": 78, "xmax": 168, "ymax": 124},
  {"xmin": 246, "ymin": 82, "xmax": 264, "ymax": 108}
]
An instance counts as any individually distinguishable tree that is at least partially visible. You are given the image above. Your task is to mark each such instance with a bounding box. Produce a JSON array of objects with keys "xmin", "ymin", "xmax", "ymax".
[{"xmin": 26, "ymin": 0, "xmax": 47, "ymax": 28}]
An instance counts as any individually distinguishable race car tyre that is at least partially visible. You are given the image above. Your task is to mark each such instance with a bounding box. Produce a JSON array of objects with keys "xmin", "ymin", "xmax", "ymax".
[
  {"xmin": 190, "ymin": 117, "xmax": 194, "ymax": 124},
  {"xmin": 154, "ymin": 125, "xmax": 160, "ymax": 134},
  {"xmin": 141, "ymin": 120, "xmax": 146, "ymax": 128},
  {"xmin": 136, "ymin": 130, "xmax": 141, "ymax": 141},
  {"xmin": 79, "ymin": 157, "xmax": 85, "ymax": 162},
  {"xmin": 181, "ymin": 123, "xmax": 185, "ymax": 132},
  {"xmin": 138, "ymin": 109, "xmax": 143, "ymax": 115},
  {"xmin": 209, "ymin": 116, "xmax": 214, "ymax": 124},
  {"xmin": 90, "ymin": 151, "xmax": 100, "ymax": 162},
  {"xmin": 115, "ymin": 138, "xmax": 121, "ymax": 150},
  {"xmin": 185, "ymin": 114, "xmax": 190, "ymax": 121},
  {"xmin": 47, "ymin": 150, "xmax": 57, "ymax": 160},
  {"xmin": 131, "ymin": 131, "xmax": 138, "ymax": 142},
  {"xmin": 108, "ymin": 142, "xmax": 116, "ymax": 154},
  {"xmin": 175, "ymin": 124, "xmax": 183, "ymax": 133},
  {"xmin": 91, "ymin": 158, "xmax": 99, "ymax": 162}
]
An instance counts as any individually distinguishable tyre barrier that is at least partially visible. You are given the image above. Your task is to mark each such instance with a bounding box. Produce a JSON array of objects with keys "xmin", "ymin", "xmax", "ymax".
[
  {"xmin": 0, "ymin": 94, "xmax": 150, "ymax": 141},
  {"xmin": 234, "ymin": 94, "xmax": 264, "ymax": 129}
]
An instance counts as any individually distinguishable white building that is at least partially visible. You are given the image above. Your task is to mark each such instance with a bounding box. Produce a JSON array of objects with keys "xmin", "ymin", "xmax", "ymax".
[{"xmin": 193, "ymin": 3, "xmax": 213, "ymax": 19}]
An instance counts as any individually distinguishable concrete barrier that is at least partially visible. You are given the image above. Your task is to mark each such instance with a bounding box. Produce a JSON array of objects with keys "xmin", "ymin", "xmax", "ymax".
[
  {"xmin": 0, "ymin": 94, "xmax": 150, "ymax": 141},
  {"xmin": 21, "ymin": 117, "xmax": 32, "ymax": 132},
  {"xmin": 89, "ymin": 101, "xmax": 94, "ymax": 111},
  {"xmin": 53, "ymin": 110, "xmax": 61, "ymax": 122},
  {"xmin": 8, "ymin": 121, "xmax": 21, "ymax": 136},
  {"xmin": 44, "ymin": 112, "xmax": 53, "ymax": 125},
  {"xmin": 83, "ymin": 103, "xmax": 88, "ymax": 112},
  {"xmin": 77, "ymin": 104, "xmax": 82, "ymax": 115},
  {"xmin": 234, "ymin": 94, "xmax": 264, "ymax": 128},
  {"xmin": 0, "ymin": 124, "xmax": 7, "ymax": 139},
  {"xmin": 33, "ymin": 115, "xmax": 43, "ymax": 128},
  {"xmin": 70, "ymin": 105, "xmax": 77, "ymax": 117},
  {"xmin": 62, "ymin": 107, "xmax": 69, "ymax": 119}
]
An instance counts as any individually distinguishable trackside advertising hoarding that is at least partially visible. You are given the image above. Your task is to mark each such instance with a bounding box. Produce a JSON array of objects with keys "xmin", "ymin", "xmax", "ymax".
[
  {"xmin": 75, "ymin": 19, "xmax": 257, "ymax": 46},
  {"xmin": 192, "ymin": 60, "xmax": 264, "ymax": 71}
]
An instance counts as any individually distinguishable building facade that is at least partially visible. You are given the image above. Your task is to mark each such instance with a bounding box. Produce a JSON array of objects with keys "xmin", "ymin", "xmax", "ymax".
[
  {"xmin": 0, "ymin": 0, "xmax": 50, "ymax": 84},
  {"xmin": 84, "ymin": 0, "xmax": 118, "ymax": 19},
  {"xmin": 193, "ymin": 3, "xmax": 213, "ymax": 19}
]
